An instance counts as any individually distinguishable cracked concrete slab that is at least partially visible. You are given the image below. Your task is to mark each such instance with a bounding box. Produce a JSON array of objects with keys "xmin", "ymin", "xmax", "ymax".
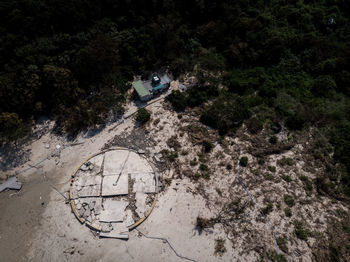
[
  {"xmin": 101, "ymin": 174, "xmax": 128, "ymax": 196},
  {"xmin": 75, "ymin": 175, "xmax": 102, "ymax": 188},
  {"xmin": 124, "ymin": 152, "xmax": 153, "ymax": 174},
  {"xmin": 78, "ymin": 185, "xmax": 101, "ymax": 197},
  {"xmin": 99, "ymin": 200, "xmax": 128, "ymax": 222},
  {"xmin": 131, "ymin": 172, "xmax": 156, "ymax": 193},
  {"xmin": 103, "ymin": 150, "xmax": 129, "ymax": 176}
]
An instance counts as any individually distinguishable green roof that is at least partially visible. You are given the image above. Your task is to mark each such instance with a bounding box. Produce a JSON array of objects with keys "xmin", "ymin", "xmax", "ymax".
[{"xmin": 132, "ymin": 80, "xmax": 150, "ymax": 97}]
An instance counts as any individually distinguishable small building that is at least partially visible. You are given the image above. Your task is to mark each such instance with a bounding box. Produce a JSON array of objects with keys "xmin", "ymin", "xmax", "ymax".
[
  {"xmin": 132, "ymin": 80, "xmax": 152, "ymax": 102},
  {"xmin": 143, "ymin": 73, "xmax": 171, "ymax": 94},
  {"xmin": 132, "ymin": 73, "xmax": 171, "ymax": 101}
]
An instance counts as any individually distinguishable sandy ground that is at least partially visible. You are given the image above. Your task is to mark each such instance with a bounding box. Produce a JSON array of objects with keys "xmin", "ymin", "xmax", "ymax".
[
  {"xmin": 1, "ymin": 87, "xmax": 348, "ymax": 262},
  {"xmin": 0, "ymin": 93, "xmax": 235, "ymax": 262}
]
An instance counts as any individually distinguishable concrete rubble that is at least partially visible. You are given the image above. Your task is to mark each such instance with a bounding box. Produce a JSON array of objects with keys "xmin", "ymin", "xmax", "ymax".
[
  {"xmin": 70, "ymin": 149, "xmax": 157, "ymax": 239},
  {"xmin": 0, "ymin": 176, "xmax": 22, "ymax": 192},
  {"xmin": 100, "ymin": 222, "xmax": 129, "ymax": 239}
]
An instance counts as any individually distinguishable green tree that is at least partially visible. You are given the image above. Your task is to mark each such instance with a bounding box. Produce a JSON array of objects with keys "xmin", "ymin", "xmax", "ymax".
[{"xmin": 136, "ymin": 108, "xmax": 151, "ymax": 124}]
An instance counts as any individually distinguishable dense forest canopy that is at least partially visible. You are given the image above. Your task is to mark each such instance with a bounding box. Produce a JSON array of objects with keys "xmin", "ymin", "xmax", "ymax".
[{"xmin": 0, "ymin": 0, "xmax": 350, "ymax": 196}]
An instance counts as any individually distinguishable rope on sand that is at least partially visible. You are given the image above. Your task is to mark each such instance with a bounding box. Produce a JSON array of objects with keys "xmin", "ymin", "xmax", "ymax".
[{"xmin": 135, "ymin": 228, "xmax": 197, "ymax": 262}]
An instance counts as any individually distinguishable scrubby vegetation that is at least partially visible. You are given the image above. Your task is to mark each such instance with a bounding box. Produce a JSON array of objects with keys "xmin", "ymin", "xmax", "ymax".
[
  {"xmin": 214, "ymin": 238, "xmax": 227, "ymax": 256},
  {"xmin": 136, "ymin": 108, "xmax": 151, "ymax": 124},
  {"xmin": 239, "ymin": 156, "xmax": 248, "ymax": 167},
  {"xmin": 0, "ymin": 1, "xmax": 349, "ymax": 199}
]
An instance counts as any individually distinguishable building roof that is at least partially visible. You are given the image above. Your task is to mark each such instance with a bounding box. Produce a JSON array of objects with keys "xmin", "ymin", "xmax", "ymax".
[
  {"xmin": 143, "ymin": 73, "xmax": 171, "ymax": 92},
  {"xmin": 132, "ymin": 80, "xmax": 150, "ymax": 97},
  {"xmin": 153, "ymin": 84, "xmax": 164, "ymax": 91}
]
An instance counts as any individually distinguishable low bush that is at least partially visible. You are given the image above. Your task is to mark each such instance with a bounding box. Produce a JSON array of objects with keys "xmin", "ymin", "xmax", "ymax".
[
  {"xmin": 278, "ymin": 157, "xmax": 294, "ymax": 166},
  {"xmin": 294, "ymin": 221, "xmax": 311, "ymax": 241},
  {"xmin": 166, "ymin": 90, "xmax": 187, "ymax": 111},
  {"xmin": 262, "ymin": 203, "xmax": 273, "ymax": 215},
  {"xmin": 214, "ymin": 238, "xmax": 227, "ymax": 256},
  {"xmin": 200, "ymin": 164, "xmax": 209, "ymax": 171},
  {"xmin": 284, "ymin": 207, "xmax": 292, "ymax": 217},
  {"xmin": 285, "ymin": 113, "xmax": 305, "ymax": 130},
  {"xmin": 239, "ymin": 156, "xmax": 248, "ymax": 167},
  {"xmin": 281, "ymin": 174, "xmax": 292, "ymax": 182},
  {"xmin": 246, "ymin": 117, "xmax": 263, "ymax": 134},
  {"xmin": 300, "ymin": 175, "xmax": 313, "ymax": 192},
  {"xmin": 162, "ymin": 149, "xmax": 178, "ymax": 162},
  {"xmin": 202, "ymin": 172, "xmax": 210, "ymax": 179},
  {"xmin": 284, "ymin": 195, "xmax": 295, "ymax": 207},
  {"xmin": 203, "ymin": 140, "xmax": 213, "ymax": 153},
  {"xmin": 269, "ymin": 135, "xmax": 278, "ymax": 144},
  {"xmin": 268, "ymin": 166, "xmax": 276, "ymax": 172},
  {"xmin": 136, "ymin": 108, "xmax": 151, "ymax": 123},
  {"xmin": 190, "ymin": 159, "xmax": 198, "ymax": 166}
]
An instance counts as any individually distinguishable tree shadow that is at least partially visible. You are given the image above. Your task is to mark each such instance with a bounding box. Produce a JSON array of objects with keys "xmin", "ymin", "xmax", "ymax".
[{"xmin": 0, "ymin": 143, "xmax": 31, "ymax": 172}]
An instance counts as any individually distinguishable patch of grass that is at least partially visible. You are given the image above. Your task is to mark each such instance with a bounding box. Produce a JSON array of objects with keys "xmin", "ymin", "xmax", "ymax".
[
  {"xmin": 277, "ymin": 236, "xmax": 289, "ymax": 254},
  {"xmin": 284, "ymin": 207, "xmax": 292, "ymax": 217},
  {"xmin": 264, "ymin": 173, "xmax": 274, "ymax": 180},
  {"xmin": 284, "ymin": 195, "xmax": 295, "ymax": 207},
  {"xmin": 194, "ymin": 172, "xmax": 201, "ymax": 180},
  {"xmin": 239, "ymin": 156, "xmax": 248, "ymax": 167},
  {"xmin": 268, "ymin": 165, "xmax": 276, "ymax": 172},
  {"xmin": 203, "ymin": 140, "xmax": 213, "ymax": 153},
  {"xmin": 181, "ymin": 150, "xmax": 188, "ymax": 156},
  {"xmin": 262, "ymin": 203, "xmax": 273, "ymax": 215},
  {"xmin": 300, "ymin": 175, "xmax": 313, "ymax": 192},
  {"xmin": 258, "ymin": 158, "xmax": 265, "ymax": 165},
  {"xmin": 294, "ymin": 220, "xmax": 311, "ymax": 241},
  {"xmin": 167, "ymin": 135, "xmax": 181, "ymax": 150},
  {"xmin": 252, "ymin": 169, "xmax": 259, "ymax": 176},
  {"xmin": 199, "ymin": 164, "xmax": 209, "ymax": 171},
  {"xmin": 198, "ymin": 152, "xmax": 206, "ymax": 163},
  {"xmin": 202, "ymin": 172, "xmax": 210, "ymax": 179},
  {"xmin": 278, "ymin": 157, "xmax": 294, "ymax": 166},
  {"xmin": 281, "ymin": 174, "xmax": 292, "ymax": 182},
  {"xmin": 276, "ymin": 202, "xmax": 281, "ymax": 209},
  {"xmin": 162, "ymin": 149, "xmax": 178, "ymax": 162},
  {"xmin": 214, "ymin": 238, "xmax": 227, "ymax": 256},
  {"xmin": 190, "ymin": 159, "xmax": 198, "ymax": 166}
]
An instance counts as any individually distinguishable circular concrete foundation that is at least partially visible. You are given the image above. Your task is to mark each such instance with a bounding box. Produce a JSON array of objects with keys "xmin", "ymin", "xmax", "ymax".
[{"xmin": 69, "ymin": 148, "xmax": 158, "ymax": 238}]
